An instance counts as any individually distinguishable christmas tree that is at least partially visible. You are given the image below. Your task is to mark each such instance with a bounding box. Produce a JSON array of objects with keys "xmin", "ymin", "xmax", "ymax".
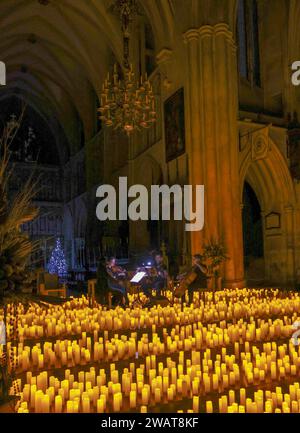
[{"xmin": 48, "ymin": 238, "xmax": 67, "ymax": 277}]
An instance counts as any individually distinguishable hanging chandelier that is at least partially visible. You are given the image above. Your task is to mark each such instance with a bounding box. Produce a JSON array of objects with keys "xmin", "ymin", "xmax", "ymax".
[{"xmin": 98, "ymin": 0, "xmax": 156, "ymax": 135}]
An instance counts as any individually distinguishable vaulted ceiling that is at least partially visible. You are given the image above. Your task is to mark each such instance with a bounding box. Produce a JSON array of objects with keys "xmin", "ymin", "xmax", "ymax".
[
  {"xmin": 1, "ymin": 0, "xmax": 297, "ymax": 164},
  {"xmin": 0, "ymin": 0, "xmax": 177, "ymax": 161}
]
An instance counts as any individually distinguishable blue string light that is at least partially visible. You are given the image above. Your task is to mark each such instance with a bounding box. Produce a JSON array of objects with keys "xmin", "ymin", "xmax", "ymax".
[{"xmin": 48, "ymin": 238, "xmax": 67, "ymax": 277}]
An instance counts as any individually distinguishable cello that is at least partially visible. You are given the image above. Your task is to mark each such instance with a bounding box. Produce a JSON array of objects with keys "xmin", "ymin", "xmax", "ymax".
[{"xmin": 173, "ymin": 268, "xmax": 198, "ymax": 298}]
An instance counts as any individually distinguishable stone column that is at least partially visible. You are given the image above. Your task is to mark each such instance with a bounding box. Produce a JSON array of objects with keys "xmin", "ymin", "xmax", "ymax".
[
  {"xmin": 285, "ymin": 205, "xmax": 295, "ymax": 284},
  {"xmin": 184, "ymin": 23, "xmax": 245, "ymax": 287},
  {"xmin": 183, "ymin": 29, "xmax": 205, "ymax": 255}
]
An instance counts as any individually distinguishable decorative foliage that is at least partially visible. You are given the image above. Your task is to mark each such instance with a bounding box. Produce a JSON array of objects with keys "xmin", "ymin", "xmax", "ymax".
[
  {"xmin": 0, "ymin": 114, "xmax": 39, "ymax": 305},
  {"xmin": 48, "ymin": 238, "xmax": 67, "ymax": 277},
  {"xmin": 0, "ymin": 112, "xmax": 38, "ymax": 406},
  {"xmin": 202, "ymin": 241, "xmax": 228, "ymax": 277}
]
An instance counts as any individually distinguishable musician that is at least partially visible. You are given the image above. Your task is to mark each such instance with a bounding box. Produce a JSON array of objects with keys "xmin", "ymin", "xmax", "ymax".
[
  {"xmin": 177, "ymin": 254, "xmax": 208, "ymax": 303},
  {"xmin": 141, "ymin": 251, "xmax": 169, "ymax": 298},
  {"xmin": 106, "ymin": 257, "xmax": 129, "ymax": 306}
]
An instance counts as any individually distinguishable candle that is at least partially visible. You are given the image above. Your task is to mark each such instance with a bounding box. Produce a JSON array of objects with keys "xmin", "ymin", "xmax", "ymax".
[
  {"xmin": 154, "ymin": 388, "xmax": 161, "ymax": 403},
  {"xmin": 246, "ymin": 398, "xmax": 252, "ymax": 413},
  {"xmin": 113, "ymin": 393, "xmax": 122, "ymax": 412},
  {"xmin": 66, "ymin": 401, "xmax": 74, "ymax": 413},
  {"xmin": 61, "ymin": 351, "xmax": 67, "ymax": 366},
  {"xmin": 203, "ymin": 373, "xmax": 210, "ymax": 392},
  {"xmin": 171, "ymin": 368, "xmax": 177, "ymax": 384},
  {"xmin": 55, "ymin": 395, "xmax": 62, "ymax": 413},
  {"xmin": 142, "ymin": 387, "xmax": 149, "ymax": 405},
  {"xmin": 229, "ymin": 390, "xmax": 235, "ymax": 405},
  {"xmin": 193, "ymin": 396, "xmax": 199, "ymax": 412},
  {"xmin": 61, "ymin": 380, "xmax": 69, "ymax": 400},
  {"xmin": 35, "ymin": 390, "xmax": 43, "ymax": 413},
  {"xmin": 167, "ymin": 387, "xmax": 174, "ymax": 401},
  {"xmin": 282, "ymin": 402, "xmax": 290, "ymax": 413},
  {"xmin": 42, "ymin": 395, "xmax": 50, "ymax": 413},
  {"xmin": 240, "ymin": 388, "xmax": 246, "ymax": 406},
  {"xmin": 163, "ymin": 375, "xmax": 169, "ymax": 393},
  {"xmin": 30, "ymin": 385, "xmax": 37, "ymax": 409},
  {"xmin": 129, "ymin": 390, "xmax": 136, "ymax": 409},
  {"xmin": 222, "ymin": 374, "xmax": 229, "ymax": 389},
  {"xmin": 212, "ymin": 374, "xmax": 218, "ymax": 390},
  {"xmin": 206, "ymin": 401, "xmax": 213, "ymax": 413},
  {"xmin": 291, "ymin": 401, "xmax": 298, "ymax": 413},
  {"xmin": 220, "ymin": 395, "xmax": 227, "ymax": 413},
  {"xmin": 259, "ymin": 370, "xmax": 265, "ymax": 381},
  {"xmin": 229, "ymin": 371, "xmax": 235, "ymax": 386},
  {"xmin": 254, "ymin": 368, "xmax": 260, "ymax": 381},
  {"xmin": 82, "ymin": 397, "xmax": 90, "ymax": 413},
  {"xmin": 79, "ymin": 372, "xmax": 85, "ymax": 383},
  {"xmin": 271, "ymin": 362, "xmax": 277, "ymax": 379},
  {"xmin": 97, "ymin": 398, "xmax": 105, "ymax": 413},
  {"xmin": 23, "ymin": 384, "xmax": 30, "ymax": 402}
]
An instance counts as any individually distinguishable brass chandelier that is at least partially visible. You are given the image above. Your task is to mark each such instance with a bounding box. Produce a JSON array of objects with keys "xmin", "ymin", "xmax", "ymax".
[{"xmin": 98, "ymin": 0, "xmax": 156, "ymax": 135}]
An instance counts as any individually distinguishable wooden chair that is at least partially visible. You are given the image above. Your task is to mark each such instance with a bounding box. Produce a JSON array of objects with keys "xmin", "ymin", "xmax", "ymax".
[{"xmin": 37, "ymin": 272, "xmax": 66, "ymax": 298}]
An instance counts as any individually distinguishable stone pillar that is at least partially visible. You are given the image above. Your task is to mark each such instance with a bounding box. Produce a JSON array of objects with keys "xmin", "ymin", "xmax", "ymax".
[
  {"xmin": 184, "ymin": 24, "xmax": 245, "ymax": 287},
  {"xmin": 183, "ymin": 29, "xmax": 205, "ymax": 255},
  {"xmin": 285, "ymin": 205, "xmax": 295, "ymax": 284}
]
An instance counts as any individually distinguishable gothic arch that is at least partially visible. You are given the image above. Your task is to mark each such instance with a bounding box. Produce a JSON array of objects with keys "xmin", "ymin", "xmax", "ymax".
[
  {"xmin": 239, "ymin": 138, "xmax": 296, "ymax": 211},
  {"xmin": 239, "ymin": 136, "xmax": 297, "ymax": 284},
  {"xmin": 63, "ymin": 205, "xmax": 74, "ymax": 241}
]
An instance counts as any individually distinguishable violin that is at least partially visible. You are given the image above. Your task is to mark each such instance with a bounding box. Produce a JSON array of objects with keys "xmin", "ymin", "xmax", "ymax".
[{"xmin": 109, "ymin": 264, "xmax": 127, "ymax": 279}]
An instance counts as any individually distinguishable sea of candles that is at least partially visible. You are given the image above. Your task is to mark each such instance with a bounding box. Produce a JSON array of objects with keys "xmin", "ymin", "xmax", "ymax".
[
  {"xmin": 5, "ymin": 313, "xmax": 298, "ymax": 377},
  {"xmin": 1, "ymin": 287, "xmax": 300, "ymax": 414},
  {"xmin": 12, "ymin": 338, "xmax": 300, "ymax": 413},
  {"xmin": 2, "ymin": 288, "xmax": 300, "ymax": 343}
]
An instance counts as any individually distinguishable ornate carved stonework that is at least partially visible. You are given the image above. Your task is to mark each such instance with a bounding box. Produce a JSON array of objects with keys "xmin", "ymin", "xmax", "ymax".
[
  {"xmin": 265, "ymin": 212, "xmax": 281, "ymax": 230},
  {"xmin": 251, "ymin": 127, "xmax": 270, "ymax": 161},
  {"xmin": 287, "ymin": 113, "xmax": 300, "ymax": 181}
]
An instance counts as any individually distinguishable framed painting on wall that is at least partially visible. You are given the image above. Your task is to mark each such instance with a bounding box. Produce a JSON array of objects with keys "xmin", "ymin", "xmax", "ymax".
[{"xmin": 164, "ymin": 87, "xmax": 185, "ymax": 162}]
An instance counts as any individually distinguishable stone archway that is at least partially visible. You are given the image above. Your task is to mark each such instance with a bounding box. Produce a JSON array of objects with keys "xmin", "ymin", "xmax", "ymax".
[
  {"xmin": 242, "ymin": 181, "xmax": 264, "ymax": 284},
  {"xmin": 239, "ymin": 129, "xmax": 297, "ymax": 285}
]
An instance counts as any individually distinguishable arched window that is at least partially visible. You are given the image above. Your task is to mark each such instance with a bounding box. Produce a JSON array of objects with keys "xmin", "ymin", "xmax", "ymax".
[
  {"xmin": 137, "ymin": 17, "xmax": 156, "ymax": 78},
  {"xmin": 144, "ymin": 22, "xmax": 155, "ymax": 76},
  {"xmin": 237, "ymin": 0, "xmax": 261, "ymax": 87}
]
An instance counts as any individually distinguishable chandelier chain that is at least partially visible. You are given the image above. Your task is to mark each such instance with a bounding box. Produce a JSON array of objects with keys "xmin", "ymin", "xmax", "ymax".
[{"xmin": 98, "ymin": 0, "xmax": 156, "ymax": 135}]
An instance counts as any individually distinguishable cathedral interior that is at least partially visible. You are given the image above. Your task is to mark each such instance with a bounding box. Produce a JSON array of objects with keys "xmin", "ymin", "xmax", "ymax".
[{"xmin": 1, "ymin": 0, "xmax": 300, "ymax": 415}]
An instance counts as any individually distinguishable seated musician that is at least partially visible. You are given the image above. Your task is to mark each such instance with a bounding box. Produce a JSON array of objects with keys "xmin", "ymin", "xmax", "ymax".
[
  {"xmin": 106, "ymin": 257, "xmax": 129, "ymax": 307},
  {"xmin": 178, "ymin": 254, "xmax": 207, "ymax": 303},
  {"xmin": 141, "ymin": 251, "xmax": 169, "ymax": 298}
]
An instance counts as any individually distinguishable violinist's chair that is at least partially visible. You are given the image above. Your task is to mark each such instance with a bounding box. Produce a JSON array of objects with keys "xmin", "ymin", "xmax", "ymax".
[
  {"xmin": 88, "ymin": 278, "xmax": 114, "ymax": 308},
  {"xmin": 37, "ymin": 272, "xmax": 67, "ymax": 298}
]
